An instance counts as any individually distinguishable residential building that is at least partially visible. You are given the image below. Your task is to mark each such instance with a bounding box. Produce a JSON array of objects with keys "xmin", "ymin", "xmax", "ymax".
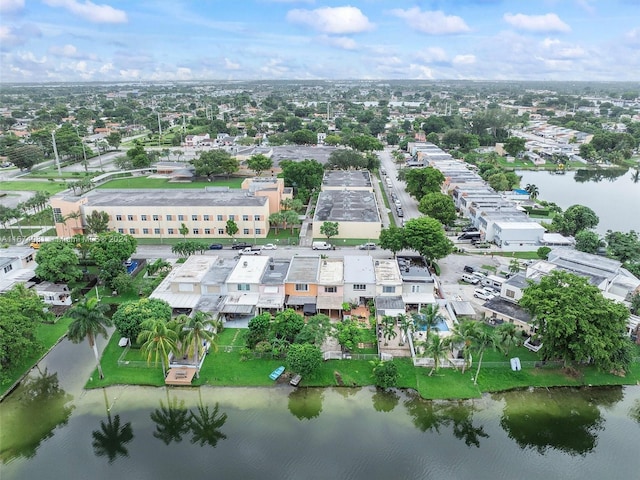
[
  {"xmin": 284, "ymin": 255, "xmax": 320, "ymax": 315},
  {"xmin": 316, "ymin": 257, "xmax": 344, "ymax": 316},
  {"xmin": 343, "ymin": 255, "xmax": 376, "ymax": 306},
  {"xmin": 51, "ymin": 188, "xmax": 270, "ymax": 240},
  {"xmin": 312, "ymin": 189, "xmax": 381, "ymax": 239}
]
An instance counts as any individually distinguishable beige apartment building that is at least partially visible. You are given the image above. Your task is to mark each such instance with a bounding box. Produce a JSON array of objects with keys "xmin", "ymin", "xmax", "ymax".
[{"xmin": 51, "ymin": 188, "xmax": 271, "ymax": 240}]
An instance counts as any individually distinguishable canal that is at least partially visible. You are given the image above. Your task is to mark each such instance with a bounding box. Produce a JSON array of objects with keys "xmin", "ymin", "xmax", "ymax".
[
  {"xmin": 517, "ymin": 168, "xmax": 640, "ymax": 234},
  {"xmin": 1, "ymin": 336, "xmax": 639, "ymax": 480}
]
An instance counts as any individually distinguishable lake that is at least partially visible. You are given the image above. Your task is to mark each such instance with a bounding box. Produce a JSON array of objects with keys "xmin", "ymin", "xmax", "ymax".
[
  {"xmin": 1, "ymin": 337, "xmax": 640, "ymax": 480},
  {"xmin": 517, "ymin": 168, "xmax": 640, "ymax": 234}
]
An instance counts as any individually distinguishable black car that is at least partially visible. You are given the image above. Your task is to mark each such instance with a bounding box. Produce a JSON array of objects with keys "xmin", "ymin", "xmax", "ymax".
[
  {"xmin": 231, "ymin": 242, "xmax": 251, "ymax": 250},
  {"xmin": 462, "ymin": 225, "xmax": 477, "ymax": 232},
  {"xmin": 397, "ymin": 208, "xmax": 404, "ymax": 217},
  {"xmin": 463, "ymin": 265, "xmax": 475, "ymax": 273},
  {"xmin": 209, "ymin": 243, "xmax": 223, "ymax": 250}
]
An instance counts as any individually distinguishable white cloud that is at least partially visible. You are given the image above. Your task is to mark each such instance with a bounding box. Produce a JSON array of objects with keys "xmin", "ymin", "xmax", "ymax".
[
  {"xmin": 260, "ymin": 58, "xmax": 290, "ymax": 77},
  {"xmin": 320, "ymin": 35, "xmax": 358, "ymax": 50},
  {"xmin": 540, "ymin": 38, "xmax": 586, "ymax": 59},
  {"xmin": 49, "ymin": 44, "xmax": 78, "ymax": 57},
  {"xmin": 625, "ymin": 28, "xmax": 640, "ymax": 45},
  {"xmin": 453, "ymin": 54, "xmax": 476, "ymax": 65},
  {"xmin": 390, "ymin": 8, "xmax": 470, "ymax": 35},
  {"xmin": 43, "ymin": 0, "xmax": 127, "ymax": 24},
  {"xmin": 416, "ymin": 47, "xmax": 448, "ymax": 63},
  {"xmin": 286, "ymin": 6, "xmax": 374, "ymax": 34},
  {"xmin": 407, "ymin": 64, "xmax": 435, "ymax": 79},
  {"xmin": 224, "ymin": 58, "xmax": 240, "ymax": 70},
  {"xmin": 504, "ymin": 13, "xmax": 571, "ymax": 33},
  {"xmin": 0, "ymin": 24, "xmax": 41, "ymax": 47},
  {"xmin": 0, "ymin": 0, "xmax": 25, "ymax": 14},
  {"xmin": 99, "ymin": 63, "xmax": 114, "ymax": 74}
]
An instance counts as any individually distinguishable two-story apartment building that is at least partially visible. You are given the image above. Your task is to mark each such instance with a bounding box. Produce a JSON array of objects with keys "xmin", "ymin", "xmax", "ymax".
[
  {"xmin": 220, "ymin": 255, "xmax": 271, "ymax": 318},
  {"xmin": 373, "ymin": 259, "xmax": 405, "ymax": 318},
  {"xmin": 343, "ymin": 255, "xmax": 376, "ymax": 307},
  {"xmin": 284, "ymin": 255, "xmax": 320, "ymax": 316},
  {"xmin": 316, "ymin": 258, "xmax": 344, "ymax": 316}
]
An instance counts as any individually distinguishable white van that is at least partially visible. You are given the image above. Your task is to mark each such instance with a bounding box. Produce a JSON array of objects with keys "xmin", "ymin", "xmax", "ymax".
[
  {"xmin": 312, "ymin": 241, "xmax": 334, "ymax": 250},
  {"xmin": 386, "ymin": 178, "xmax": 392, "ymax": 187},
  {"xmin": 461, "ymin": 273, "xmax": 480, "ymax": 284}
]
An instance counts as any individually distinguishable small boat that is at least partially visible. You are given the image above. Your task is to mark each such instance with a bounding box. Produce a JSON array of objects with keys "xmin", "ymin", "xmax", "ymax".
[
  {"xmin": 289, "ymin": 374, "xmax": 302, "ymax": 386},
  {"xmin": 510, "ymin": 357, "xmax": 521, "ymax": 371},
  {"xmin": 269, "ymin": 366, "xmax": 285, "ymax": 380}
]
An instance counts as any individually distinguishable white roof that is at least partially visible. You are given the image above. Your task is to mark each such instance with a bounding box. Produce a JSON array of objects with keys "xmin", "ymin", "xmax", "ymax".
[{"xmin": 227, "ymin": 256, "xmax": 270, "ymax": 284}]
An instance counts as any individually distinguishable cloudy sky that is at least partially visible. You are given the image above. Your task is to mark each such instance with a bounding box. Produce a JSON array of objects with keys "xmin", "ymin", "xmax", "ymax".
[{"xmin": 1, "ymin": 0, "xmax": 639, "ymax": 83}]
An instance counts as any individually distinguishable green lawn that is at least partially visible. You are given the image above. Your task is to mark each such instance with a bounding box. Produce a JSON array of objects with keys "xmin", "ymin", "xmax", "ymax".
[
  {"xmin": 0, "ymin": 181, "xmax": 67, "ymax": 194},
  {"xmin": 0, "ymin": 317, "xmax": 73, "ymax": 397},
  {"xmin": 17, "ymin": 208, "xmax": 55, "ymax": 227},
  {"xmin": 98, "ymin": 176, "xmax": 244, "ymax": 189},
  {"xmin": 83, "ymin": 325, "xmax": 640, "ymax": 399}
]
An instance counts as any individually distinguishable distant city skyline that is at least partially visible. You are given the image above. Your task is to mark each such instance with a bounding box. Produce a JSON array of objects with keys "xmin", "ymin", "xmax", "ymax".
[{"xmin": 1, "ymin": 0, "xmax": 639, "ymax": 83}]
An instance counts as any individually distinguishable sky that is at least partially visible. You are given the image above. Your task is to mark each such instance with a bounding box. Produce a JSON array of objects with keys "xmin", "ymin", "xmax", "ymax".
[{"xmin": 1, "ymin": 0, "xmax": 639, "ymax": 83}]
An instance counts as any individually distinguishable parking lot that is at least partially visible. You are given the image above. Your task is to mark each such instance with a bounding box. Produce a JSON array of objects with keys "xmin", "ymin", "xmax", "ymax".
[{"xmin": 437, "ymin": 253, "xmax": 511, "ymax": 308}]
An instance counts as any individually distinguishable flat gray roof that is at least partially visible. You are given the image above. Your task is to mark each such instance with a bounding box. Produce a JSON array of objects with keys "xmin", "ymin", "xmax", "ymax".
[
  {"xmin": 483, "ymin": 297, "xmax": 533, "ymax": 323},
  {"xmin": 322, "ymin": 170, "xmax": 372, "ymax": 188},
  {"xmin": 314, "ymin": 190, "xmax": 380, "ymax": 223},
  {"xmin": 260, "ymin": 259, "xmax": 291, "ymax": 284},
  {"xmin": 286, "ymin": 255, "xmax": 320, "ymax": 283},
  {"xmin": 343, "ymin": 255, "xmax": 375, "ymax": 283},
  {"xmin": 84, "ymin": 189, "xmax": 268, "ymax": 208},
  {"xmin": 269, "ymin": 145, "xmax": 337, "ymax": 166}
]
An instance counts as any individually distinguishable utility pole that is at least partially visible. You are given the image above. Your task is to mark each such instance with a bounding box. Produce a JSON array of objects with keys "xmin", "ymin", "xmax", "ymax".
[
  {"xmin": 51, "ymin": 130, "xmax": 62, "ymax": 176},
  {"xmin": 157, "ymin": 111, "xmax": 162, "ymax": 147}
]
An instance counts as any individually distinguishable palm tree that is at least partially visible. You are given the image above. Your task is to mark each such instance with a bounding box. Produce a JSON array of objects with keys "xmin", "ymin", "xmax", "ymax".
[
  {"xmin": 423, "ymin": 334, "xmax": 449, "ymax": 376},
  {"xmin": 380, "ymin": 315, "xmax": 397, "ymax": 346},
  {"xmin": 449, "ymin": 320, "xmax": 482, "ymax": 374},
  {"xmin": 495, "ymin": 322, "xmax": 521, "ymax": 356},
  {"xmin": 65, "ymin": 210, "xmax": 83, "ymax": 235},
  {"xmin": 67, "ymin": 297, "xmax": 113, "ymax": 379},
  {"xmin": 92, "ymin": 388, "xmax": 134, "ymax": 463},
  {"xmin": 472, "ymin": 328, "xmax": 497, "ymax": 386},
  {"xmin": 508, "ymin": 258, "xmax": 521, "ymax": 275},
  {"xmin": 182, "ymin": 311, "xmax": 219, "ymax": 376},
  {"xmin": 525, "ymin": 183, "xmax": 539, "ymax": 199},
  {"xmin": 269, "ymin": 212, "xmax": 284, "ymax": 234},
  {"xmin": 414, "ymin": 304, "xmax": 445, "ymax": 341},
  {"xmin": 137, "ymin": 318, "xmax": 178, "ymax": 377},
  {"xmin": 396, "ymin": 314, "xmax": 413, "ymax": 346}
]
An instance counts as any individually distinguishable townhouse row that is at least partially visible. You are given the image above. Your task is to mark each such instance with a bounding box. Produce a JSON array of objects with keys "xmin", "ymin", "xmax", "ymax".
[{"xmin": 150, "ymin": 253, "xmax": 435, "ymax": 322}]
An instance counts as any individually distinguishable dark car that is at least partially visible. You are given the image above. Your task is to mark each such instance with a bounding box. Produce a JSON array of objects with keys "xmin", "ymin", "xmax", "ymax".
[
  {"xmin": 463, "ymin": 265, "xmax": 475, "ymax": 273},
  {"xmin": 462, "ymin": 225, "xmax": 477, "ymax": 232},
  {"xmin": 397, "ymin": 208, "xmax": 404, "ymax": 217},
  {"xmin": 208, "ymin": 243, "xmax": 223, "ymax": 250},
  {"xmin": 231, "ymin": 242, "xmax": 251, "ymax": 250}
]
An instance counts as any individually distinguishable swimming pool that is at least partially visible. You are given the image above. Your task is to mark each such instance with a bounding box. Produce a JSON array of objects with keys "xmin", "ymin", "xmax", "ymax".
[{"xmin": 416, "ymin": 318, "xmax": 450, "ymax": 332}]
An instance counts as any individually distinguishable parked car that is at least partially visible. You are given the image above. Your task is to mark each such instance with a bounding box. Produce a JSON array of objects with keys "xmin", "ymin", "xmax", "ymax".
[
  {"xmin": 462, "ymin": 225, "xmax": 477, "ymax": 232},
  {"xmin": 482, "ymin": 286, "xmax": 499, "ymax": 295},
  {"xmin": 358, "ymin": 242, "xmax": 377, "ymax": 250},
  {"xmin": 262, "ymin": 243, "xmax": 277, "ymax": 250},
  {"xmin": 208, "ymin": 243, "xmax": 223, "ymax": 250},
  {"xmin": 240, "ymin": 246, "xmax": 261, "ymax": 255},
  {"xmin": 474, "ymin": 289, "xmax": 495, "ymax": 301},
  {"xmin": 461, "ymin": 273, "xmax": 480, "ymax": 284},
  {"xmin": 463, "ymin": 265, "xmax": 475, "ymax": 273},
  {"xmin": 312, "ymin": 241, "xmax": 334, "ymax": 250},
  {"xmin": 29, "ymin": 242, "xmax": 41, "ymax": 249},
  {"xmin": 231, "ymin": 242, "xmax": 251, "ymax": 250},
  {"xmin": 1, "ymin": 162, "xmax": 12, "ymax": 168},
  {"xmin": 397, "ymin": 208, "xmax": 404, "ymax": 217}
]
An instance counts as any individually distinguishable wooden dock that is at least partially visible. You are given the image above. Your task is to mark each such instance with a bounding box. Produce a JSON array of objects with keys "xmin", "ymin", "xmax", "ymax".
[{"xmin": 165, "ymin": 368, "xmax": 196, "ymax": 385}]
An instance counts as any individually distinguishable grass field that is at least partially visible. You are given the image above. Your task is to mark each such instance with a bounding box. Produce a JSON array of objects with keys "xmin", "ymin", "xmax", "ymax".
[
  {"xmin": 0, "ymin": 181, "xmax": 67, "ymax": 194},
  {"xmin": 83, "ymin": 327, "xmax": 640, "ymax": 400},
  {"xmin": 98, "ymin": 176, "xmax": 244, "ymax": 189}
]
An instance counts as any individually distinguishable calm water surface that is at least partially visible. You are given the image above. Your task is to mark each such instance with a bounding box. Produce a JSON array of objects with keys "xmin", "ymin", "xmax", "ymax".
[
  {"xmin": 517, "ymin": 168, "xmax": 640, "ymax": 234},
  {"xmin": 1, "ymin": 338, "xmax": 639, "ymax": 480}
]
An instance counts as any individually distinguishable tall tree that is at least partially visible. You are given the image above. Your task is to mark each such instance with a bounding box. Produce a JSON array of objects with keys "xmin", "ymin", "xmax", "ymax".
[
  {"xmin": 519, "ymin": 270, "xmax": 632, "ymax": 373},
  {"xmin": 225, "ymin": 219, "xmax": 238, "ymax": 240},
  {"xmin": 449, "ymin": 320, "xmax": 482, "ymax": 374},
  {"xmin": 182, "ymin": 311, "xmax": 218, "ymax": 377},
  {"xmin": 246, "ymin": 154, "xmax": 273, "ymax": 176},
  {"xmin": 85, "ymin": 210, "xmax": 110, "ymax": 234},
  {"xmin": 280, "ymin": 159, "xmax": 324, "ymax": 203},
  {"xmin": 471, "ymin": 328, "xmax": 497, "ymax": 385},
  {"xmin": 287, "ymin": 343, "xmax": 322, "ymax": 377},
  {"xmin": 35, "ymin": 240, "xmax": 83, "ymax": 283},
  {"xmin": 320, "ymin": 221, "xmax": 339, "ymax": 241},
  {"xmin": 551, "ymin": 205, "xmax": 599, "ymax": 237},
  {"xmin": 378, "ymin": 226, "xmax": 405, "ymax": 257},
  {"xmin": 326, "ymin": 149, "xmax": 367, "ymax": 170},
  {"xmin": 403, "ymin": 217, "xmax": 454, "ymax": 265},
  {"xmin": 67, "ymin": 298, "xmax": 113, "ymax": 380},
  {"xmin": 137, "ymin": 318, "xmax": 179, "ymax": 376},
  {"xmin": 418, "ymin": 192, "xmax": 457, "ymax": 226},
  {"xmin": 414, "ymin": 304, "xmax": 445, "ymax": 341},
  {"xmin": 423, "ymin": 334, "xmax": 449, "ymax": 376},
  {"xmin": 90, "ymin": 232, "xmax": 137, "ymax": 268},
  {"xmin": 191, "ymin": 150, "xmax": 239, "ymax": 179},
  {"xmin": 112, "ymin": 298, "xmax": 172, "ymax": 344},
  {"xmin": 404, "ymin": 167, "xmax": 445, "ymax": 201}
]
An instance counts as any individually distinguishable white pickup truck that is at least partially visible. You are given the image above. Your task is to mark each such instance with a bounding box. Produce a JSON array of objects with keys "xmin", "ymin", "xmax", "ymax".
[{"xmin": 240, "ymin": 246, "xmax": 262, "ymax": 255}]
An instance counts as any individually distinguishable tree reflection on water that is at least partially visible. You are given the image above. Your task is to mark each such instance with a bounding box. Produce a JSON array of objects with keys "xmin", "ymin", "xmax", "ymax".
[
  {"xmin": 288, "ymin": 387, "xmax": 324, "ymax": 420},
  {"xmin": 403, "ymin": 394, "xmax": 488, "ymax": 447},
  {"xmin": 92, "ymin": 389, "xmax": 134, "ymax": 463},
  {"xmin": 495, "ymin": 386, "xmax": 624, "ymax": 456},
  {"xmin": 0, "ymin": 367, "xmax": 74, "ymax": 463}
]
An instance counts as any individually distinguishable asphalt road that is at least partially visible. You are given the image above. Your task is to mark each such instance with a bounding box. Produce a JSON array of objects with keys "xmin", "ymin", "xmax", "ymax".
[{"xmin": 378, "ymin": 146, "xmax": 420, "ymax": 224}]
